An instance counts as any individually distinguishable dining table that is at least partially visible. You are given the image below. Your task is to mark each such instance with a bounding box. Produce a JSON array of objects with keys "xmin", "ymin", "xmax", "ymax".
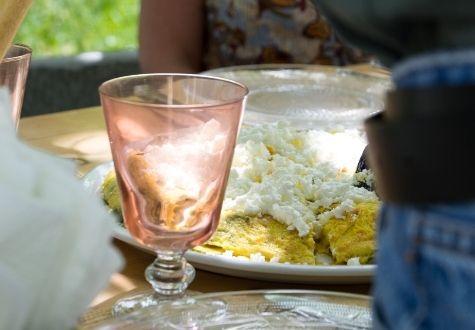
[{"xmin": 19, "ymin": 105, "xmax": 373, "ymax": 328}]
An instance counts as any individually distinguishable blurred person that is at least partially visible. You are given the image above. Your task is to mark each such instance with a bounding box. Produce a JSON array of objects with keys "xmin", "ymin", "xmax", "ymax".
[
  {"xmin": 139, "ymin": 0, "xmax": 371, "ymax": 73},
  {"xmin": 313, "ymin": 1, "xmax": 475, "ymax": 329}
]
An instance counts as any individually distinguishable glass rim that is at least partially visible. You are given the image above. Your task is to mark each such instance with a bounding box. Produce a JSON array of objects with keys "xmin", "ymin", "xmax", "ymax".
[
  {"xmin": 99, "ymin": 73, "xmax": 249, "ymax": 109},
  {"xmin": 2, "ymin": 44, "xmax": 32, "ymax": 63}
]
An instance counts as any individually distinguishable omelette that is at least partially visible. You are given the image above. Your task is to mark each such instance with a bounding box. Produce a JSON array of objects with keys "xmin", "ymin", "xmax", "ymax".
[
  {"xmin": 315, "ymin": 202, "xmax": 377, "ymax": 264},
  {"xmin": 101, "ymin": 171, "xmax": 378, "ymax": 265},
  {"xmin": 195, "ymin": 213, "xmax": 317, "ymax": 265},
  {"xmin": 102, "ymin": 170, "xmax": 122, "ymax": 216}
]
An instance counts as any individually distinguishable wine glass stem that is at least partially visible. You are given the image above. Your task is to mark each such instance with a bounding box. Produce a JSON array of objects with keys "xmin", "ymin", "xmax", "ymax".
[{"xmin": 145, "ymin": 251, "xmax": 196, "ymax": 297}]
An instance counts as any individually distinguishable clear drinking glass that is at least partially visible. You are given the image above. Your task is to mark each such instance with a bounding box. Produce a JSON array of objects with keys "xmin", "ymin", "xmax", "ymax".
[
  {"xmin": 0, "ymin": 44, "xmax": 32, "ymax": 129},
  {"xmin": 99, "ymin": 74, "xmax": 248, "ymax": 315}
]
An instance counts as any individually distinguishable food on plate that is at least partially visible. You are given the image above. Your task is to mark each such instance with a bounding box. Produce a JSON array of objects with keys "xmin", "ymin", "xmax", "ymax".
[
  {"xmin": 194, "ymin": 212, "xmax": 317, "ymax": 265},
  {"xmin": 101, "ymin": 122, "xmax": 379, "ymax": 265},
  {"xmin": 102, "ymin": 171, "xmax": 122, "ymax": 216},
  {"xmin": 315, "ymin": 202, "xmax": 377, "ymax": 264}
]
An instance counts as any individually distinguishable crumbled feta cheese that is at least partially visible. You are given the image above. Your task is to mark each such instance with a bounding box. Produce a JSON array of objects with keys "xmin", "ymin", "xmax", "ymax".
[
  {"xmin": 317, "ymin": 199, "xmax": 355, "ymax": 226},
  {"xmin": 315, "ymin": 253, "xmax": 333, "ymax": 265},
  {"xmin": 347, "ymin": 257, "xmax": 361, "ymax": 266},
  {"xmin": 353, "ymin": 169, "xmax": 375, "ymax": 188},
  {"xmin": 223, "ymin": 122, "xmax": 378, "ymax": 237},
  {"xmin": 220, "ymin": 251, "xmax": 279, "ymax": 263},
  {"xmin": 249, "ymin": 253, "xmax": 267, "ymax": 263}
]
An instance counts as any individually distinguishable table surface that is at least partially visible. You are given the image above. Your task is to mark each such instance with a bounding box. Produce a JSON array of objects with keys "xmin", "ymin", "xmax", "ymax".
[{"xmin": 18, "ymin": 105, "xmax": 372, "ymax": 325}]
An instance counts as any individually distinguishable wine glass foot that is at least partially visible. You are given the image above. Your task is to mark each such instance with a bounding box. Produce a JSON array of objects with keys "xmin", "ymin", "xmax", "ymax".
[
  {"xmin": 112, "ymin": 289, "xmax": 201, "ymax": 317},
  {"xmin": 112, "ymin": 254, "xmax": 197, "ymax": 316}
]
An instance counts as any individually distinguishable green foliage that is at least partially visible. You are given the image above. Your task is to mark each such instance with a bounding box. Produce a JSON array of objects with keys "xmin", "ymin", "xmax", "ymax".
[{"xmin": 15, "ymin": 0, "xmax": 139, "ymax": 57}]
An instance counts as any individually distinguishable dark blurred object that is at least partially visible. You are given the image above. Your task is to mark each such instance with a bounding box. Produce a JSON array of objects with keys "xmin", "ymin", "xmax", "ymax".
[
  {"xmin": 22, "ymin": 50, "xmax": 140, "ymax": 117},
  {"xmin": 356, "ymin": 145, "xmax": 370, "ymax": 173},
  {"xmin": 354, "ymin": 146, "xmax": 375, "ymax": 192},
  {"xmin": 313, "ymin": 0, "xmax": 475, "ymax": 66},
  {"xmin": 366, "ymin": 86, "xmax": 475, "ymax": 204}
]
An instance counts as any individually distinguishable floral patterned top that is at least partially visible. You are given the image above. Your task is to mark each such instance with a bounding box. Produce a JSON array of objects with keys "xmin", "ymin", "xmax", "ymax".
[{"xmin": 203, "ymin": 0, "xmax": 370, "ymax": 70}]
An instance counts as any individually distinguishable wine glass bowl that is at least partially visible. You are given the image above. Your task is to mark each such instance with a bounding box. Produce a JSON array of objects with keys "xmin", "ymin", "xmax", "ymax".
[
  {"xmin": 0, "ymin": 44, "xmax": 32, "ymax": 129},
  {"xmin": 99, "ymin": 74, "xmax": 247, "ymax": 315}
]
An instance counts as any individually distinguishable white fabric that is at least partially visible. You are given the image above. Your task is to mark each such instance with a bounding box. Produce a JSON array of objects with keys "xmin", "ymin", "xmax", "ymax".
[{"xmin": 0, "ymin": 88, "xmax": 123, "ymax": 329}]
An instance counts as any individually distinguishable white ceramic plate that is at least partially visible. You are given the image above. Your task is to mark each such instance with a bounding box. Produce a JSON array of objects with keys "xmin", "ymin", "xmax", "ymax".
[
  {"xmin": 83, "ymin": 162, "xmax": 375, "ymax": 284},
  {"xmin": 202, "ymin": 64, "xmax": 391, "ymax": 130}
]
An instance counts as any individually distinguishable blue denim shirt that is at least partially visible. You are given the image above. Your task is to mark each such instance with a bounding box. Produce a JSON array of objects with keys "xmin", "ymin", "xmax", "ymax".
[{"xmin": 373, "ymin": 49, "xmax": 475, "ymax": 329}]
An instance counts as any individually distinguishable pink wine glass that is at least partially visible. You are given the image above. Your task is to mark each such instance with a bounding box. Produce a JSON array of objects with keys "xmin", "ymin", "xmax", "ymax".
[
  {"xmin": 0, "ymin": 44, "xmax": 32, "ymax": 129},
  {"xmin": 100, "ymin": 74, "xmax": 247, "ymax": 315}
]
